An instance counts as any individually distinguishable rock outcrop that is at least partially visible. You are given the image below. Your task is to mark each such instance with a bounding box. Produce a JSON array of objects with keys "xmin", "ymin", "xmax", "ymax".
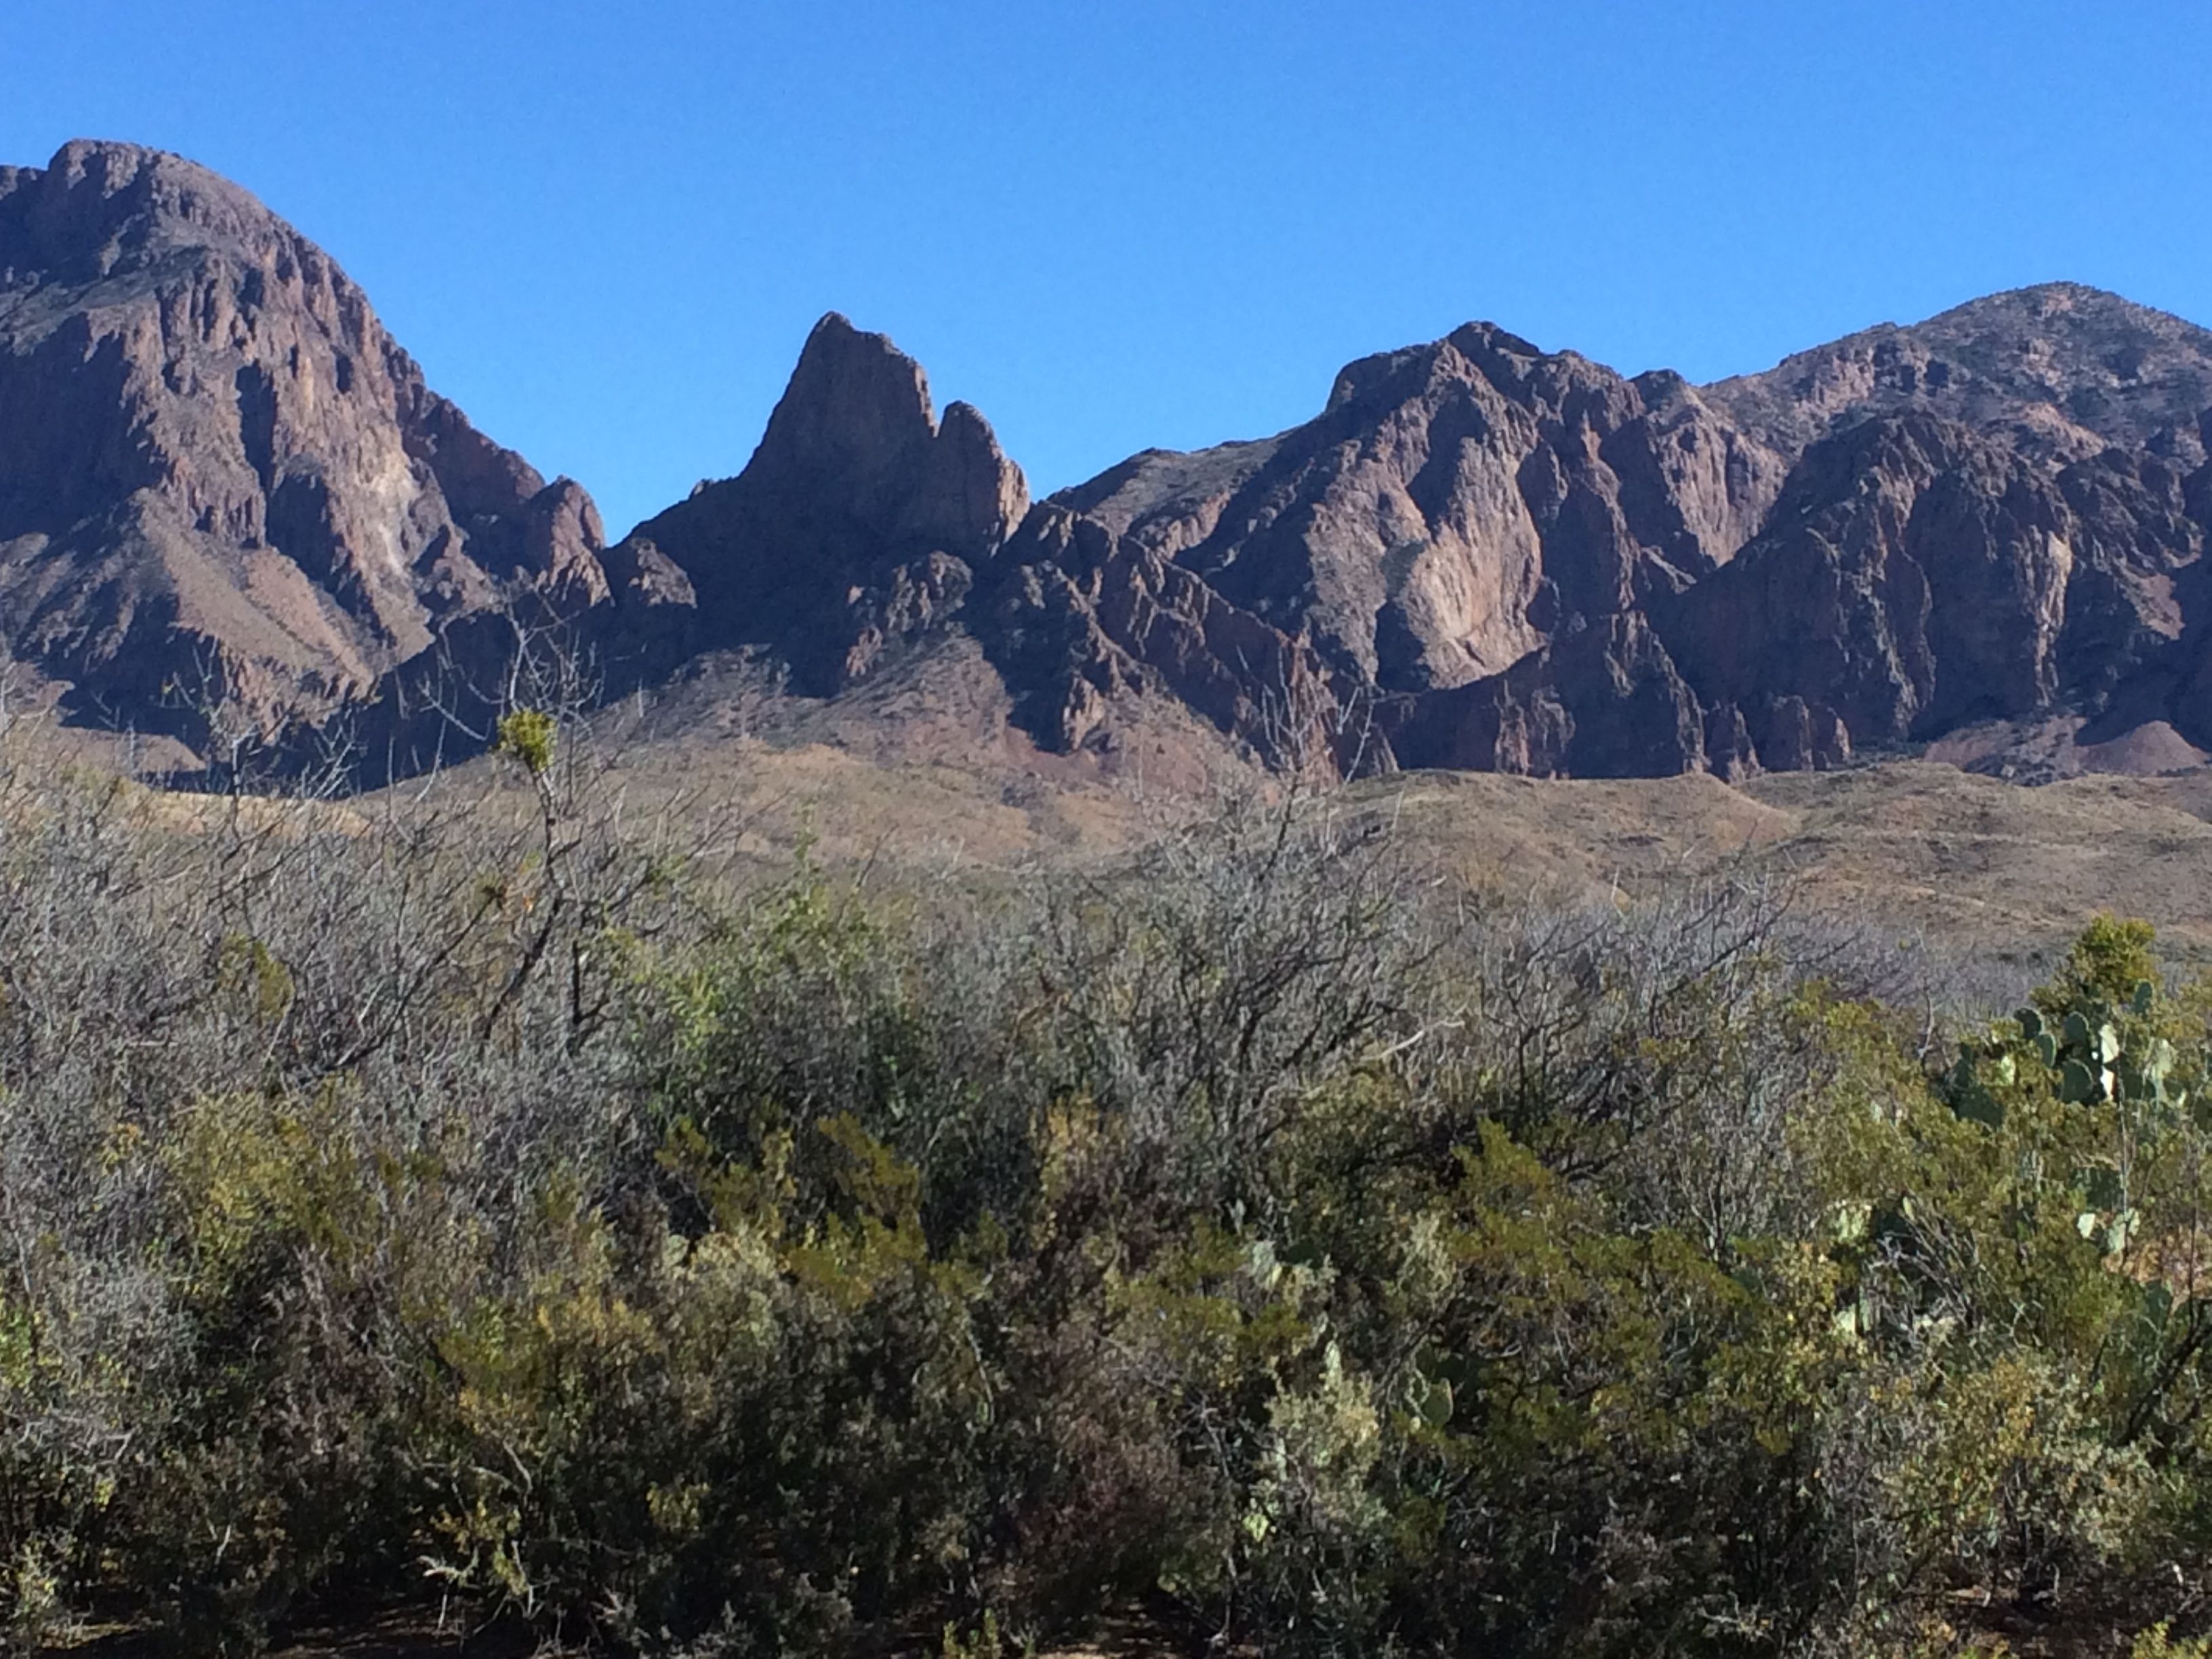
[
  {"xmin": 7, "ymin": 138, "xmax": 2212, "ymax": 792},
  {"xmin": 0, "ymin": 139, "xmax": 637, "ymax": 744},
  {"xmin": 1027, "ymin": 286, "xmax": 2212, "ymax": 782},
  {"xmin": 1612, "ymin": 409, "xmax": 2205, "ymax": 775},
  {"xmin": 1703, "ymin": 283, "xmax": 2212, "ymax": 462},
  {"xmin": 986, "ymin": 504, "xmax": 1354, "ymax": 769},
  {"xmin": 1387, "ymin": 611, "xmax": 1709, "ymax": 779},
  {"xmin": 1057, "ymin": 324, "xmax": 1787, "ymax": 696},
  {"xmin": 613, "ymin": 313, "xmax": 1028, "ymax": 696},
  {"xmin": 617, "ymin": 316, "xmax": 1353, "ymax": 771}
]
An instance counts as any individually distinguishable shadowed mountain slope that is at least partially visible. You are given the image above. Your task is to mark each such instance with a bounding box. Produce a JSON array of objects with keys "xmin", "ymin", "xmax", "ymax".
[
  {"xmin": 5, "ymin": 139, "xmax": 2211, "ymax": 792},
  {"xmin": 613, "ymin": 312, "xmax": 1029, "ymax": 697},
  {"xmin": 0, "ymin": 140, "xmax": 642, "ymax": 743}
]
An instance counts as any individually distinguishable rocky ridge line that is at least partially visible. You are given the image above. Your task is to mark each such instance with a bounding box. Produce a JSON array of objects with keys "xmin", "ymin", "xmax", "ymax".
[
  {"xmin": 0, "ymin": 139, "xmax": 651, "ymax": 744},
  {"xmin": 7, "ymin": 138, "xmax": 2212, "ymax": 789}
]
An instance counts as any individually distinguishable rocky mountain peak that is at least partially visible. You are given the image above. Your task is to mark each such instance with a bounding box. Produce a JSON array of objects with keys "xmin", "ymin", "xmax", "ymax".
[
  {"xmin": 7, "ymin": 138, "xmax": 2212, "ymax": 794},
  {"xmin": 741, "ymin": 311, "xmax": 1029, "ymax": 552},
  {"xmin": 676, "ymin": 313, "xmax": 1023, "ymax": 557},
  {"xmin": 0, "ymin": 140, "xmax": 291, "ymax": 283},
  {"xmin": 611, "ymin": 314, "xmax": 1027, "ymax": 695},
  {"xmin": 0, "ymin": 138, "xmax": 618, "ymax": 748},
  {"xmin": 1058, "ymin": 316, "xmax": 1786, "ymax": 701},
  {"xmin": 1019, "ymin": 289, "xmax": 2212, "ymax": 785},
  {"xmin": 1703, "ymin": 283, "xmax": 2212, "ymax": 462},
  {"xmin": 752, "ymin": 314, "xmax": 932, "ymax": 485}
]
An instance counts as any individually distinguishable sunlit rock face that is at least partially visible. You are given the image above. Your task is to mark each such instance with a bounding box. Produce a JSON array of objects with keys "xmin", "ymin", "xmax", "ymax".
[
  {"xmin": 0, "ymin": 139, "xmax": 615, "ymax": 740},
  {"xmin": 1028, "ymin": 286, "xmax": 2212, "ymax": 780},
  {"xmin": 7, "ymin": 138, "xmax": 2212, "ymax": 787}
]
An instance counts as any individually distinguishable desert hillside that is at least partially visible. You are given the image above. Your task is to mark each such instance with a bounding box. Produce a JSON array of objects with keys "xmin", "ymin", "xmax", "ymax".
[{"xmin": 4, "ymin": 141, "xmax": 2211, "ymax": 800}]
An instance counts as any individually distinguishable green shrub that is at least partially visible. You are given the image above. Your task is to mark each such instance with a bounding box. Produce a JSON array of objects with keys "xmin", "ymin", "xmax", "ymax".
[{"xmin": 12, "ymin": 746, "xmax": 2212, "ymax": 1658}]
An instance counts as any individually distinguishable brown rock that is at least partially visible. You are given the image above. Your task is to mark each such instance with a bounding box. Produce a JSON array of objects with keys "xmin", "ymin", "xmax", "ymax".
[
  {"xmin": 987, "ymin": 505, "xmax": 1357, "ymax": 771},
  {"xmin": 0, "ymin": 139, "xmax": 616, "ymax": 744},
  {"xmin": 1656, "ymin": 411, "xmax": 2203, "ymax": 764},
  {"xmin": 599, "ymin": 535, "xmax": 696, "ymax": 611},
  {"xmin": 1389, "ymin": 612, "xmax": 1706, "ymax": 778},
  {"xmin": 1056, "ymin": 323, "xmax": 1786, "ymax": 699},
  {"xmin": 617, "ymin": 313, "xmax": 1028, "ymax": 695},
  {"xmin": 1703, "ymin": 283, "xmax": 2212, "ymax": 462},
  {"xmin": 10, "ymin": 139, "xmax": 2212, "ymax": 797}
]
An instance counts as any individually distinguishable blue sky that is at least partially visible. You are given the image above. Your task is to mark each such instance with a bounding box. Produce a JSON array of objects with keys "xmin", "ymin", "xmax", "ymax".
[{"xmin": 5, "ymin": 1, "xmax": 2208, "ymax": 537}]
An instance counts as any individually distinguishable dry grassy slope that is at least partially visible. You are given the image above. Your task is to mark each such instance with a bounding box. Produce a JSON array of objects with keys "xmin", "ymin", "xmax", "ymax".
[
  {"xmin": 1355, "ymin": 761, "xmax": 2212, "ymax": 963},
  {"xmin": 1742, "ymin": 764, "xmax": 2212, "ymax": 954},
  {"xmin": 353, "ymin": 716, "xmax": 1185, "ymax": 880},
  {"xmin": 25, "ymin": 633, "xmax": 2212, "ymax": 966},
  {"xmin": 570, "ymin": 736, "xmax": 1162, "ymax": 873},
  {"xmin": 487, "ymin": 633, "xmax": 1265, "ymax": 869},
  {"xmin": 392, "ymin": 729, "xmax": 2212, "ymax": 969}
]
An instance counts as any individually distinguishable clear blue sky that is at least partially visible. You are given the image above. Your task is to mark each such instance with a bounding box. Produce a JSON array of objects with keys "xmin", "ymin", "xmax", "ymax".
[{"xmin": 6, "ymin": 1, "xmax": 2209, "ymax": 537}]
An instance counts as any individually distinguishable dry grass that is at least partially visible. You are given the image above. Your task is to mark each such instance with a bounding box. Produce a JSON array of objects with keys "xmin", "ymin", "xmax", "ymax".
[
  {"xmin": 1342, "ymin": 761, "xmax": 2212, "ymax": 964},
  {"xmin": 26, "ymin": 636, "xmax": 2212, "ymax": 965}
]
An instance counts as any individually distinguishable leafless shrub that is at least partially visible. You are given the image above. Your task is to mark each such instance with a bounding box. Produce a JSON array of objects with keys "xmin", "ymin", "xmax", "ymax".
[{"xmin": 1025, "ymin": 778, "xmax": 1449, "ymax": 1216}]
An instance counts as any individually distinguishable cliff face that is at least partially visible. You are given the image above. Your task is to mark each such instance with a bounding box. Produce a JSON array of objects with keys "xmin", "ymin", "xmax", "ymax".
[
  {"xmin": 1020, "ymin": 286, "xmax": 2212, "ymax": 782},
  {"xmin": 7, "ymin": 139, "xmax": 2212, "ymax": 789},
  {"xmin": 1660, "ymin": 415, "xmax": 2198, "ymax": 743},
  {"xmin": 612, "ymin": 313, "xmax": 1028, "ymax": 697},
  {"xmin": 0, "ymin": 140, "xmax": 622, "ymax": 740},
  {"xmin": 1465, "ymin": 393, "xmax": 2209, "ymax": 783},
  {"xmin": 1007, "ymin": 289, "xmax": 2211, "ymax": 781},
  {"xmin": 1057, "ymin": 324, "xmax": 1786, "ymax": 695}
]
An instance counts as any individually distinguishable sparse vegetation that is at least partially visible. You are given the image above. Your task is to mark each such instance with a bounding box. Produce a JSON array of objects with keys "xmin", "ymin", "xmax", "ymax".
[{"xmin": 8, "ymin": 703, "xmax": 2212, "ymax": 1658}]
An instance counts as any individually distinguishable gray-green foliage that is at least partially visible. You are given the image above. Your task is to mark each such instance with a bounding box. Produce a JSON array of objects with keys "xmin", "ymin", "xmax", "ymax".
[{"xmin": 11, "ymin": 709, "xmax": 2212, "ymax": 1658}]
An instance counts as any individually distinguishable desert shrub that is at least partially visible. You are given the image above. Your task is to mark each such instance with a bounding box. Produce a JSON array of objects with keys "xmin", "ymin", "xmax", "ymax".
[
  {"xmin": 11, "ymin": 710, "xmax": 2212, "ymax": 1659},
  {"xmin": 1807, "ymin": 918, "xmax": 2212, "ymax": 1615}
]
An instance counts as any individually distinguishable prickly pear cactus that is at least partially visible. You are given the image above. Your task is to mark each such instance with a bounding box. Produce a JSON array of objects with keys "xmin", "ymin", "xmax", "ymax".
[{"xmin": 1943, "ymin": 971, "xmax": 2187, "ymax": 1126}]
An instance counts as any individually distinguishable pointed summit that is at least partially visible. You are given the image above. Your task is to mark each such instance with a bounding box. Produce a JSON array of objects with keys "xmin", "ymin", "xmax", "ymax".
[
  {"xmin": 740, "ymin": 313, "xmax": 1029, "ymax": 555},
  {"xmin": 750, "ymin": 314, "xmax": 937, "ymax": 485},
  {"xmin": 615, "ymin": 314, "xmax": 1027, "ymax": 693}
]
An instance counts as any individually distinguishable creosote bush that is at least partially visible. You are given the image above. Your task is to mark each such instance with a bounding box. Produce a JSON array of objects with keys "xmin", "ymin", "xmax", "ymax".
[{"xmin": 7, "ymin": 721, "xmax": 2212, "ymax": 1657}]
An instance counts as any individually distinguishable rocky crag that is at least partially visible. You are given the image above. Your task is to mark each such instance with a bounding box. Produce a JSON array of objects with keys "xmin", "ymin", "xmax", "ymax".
[
  {"xmin": 7, "ymin": 140, "xmax": 2212, "ymax": 785},
  {"xmin": 0, "ymin": 140, "xmax": 680, "ymax": 750},
  {"xmin": 642, "ymin": 285, "xmax": 2212, "ymax": 785},
  {"xmin": 1038, "ymin": 285, "xmax": 2212, "ymax": 781}
]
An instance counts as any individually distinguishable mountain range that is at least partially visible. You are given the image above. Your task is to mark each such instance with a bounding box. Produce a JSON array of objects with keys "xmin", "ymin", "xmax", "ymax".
[{"xmin": 7, "ymin": 138, "xmax": 2212, "ymax": 787}]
